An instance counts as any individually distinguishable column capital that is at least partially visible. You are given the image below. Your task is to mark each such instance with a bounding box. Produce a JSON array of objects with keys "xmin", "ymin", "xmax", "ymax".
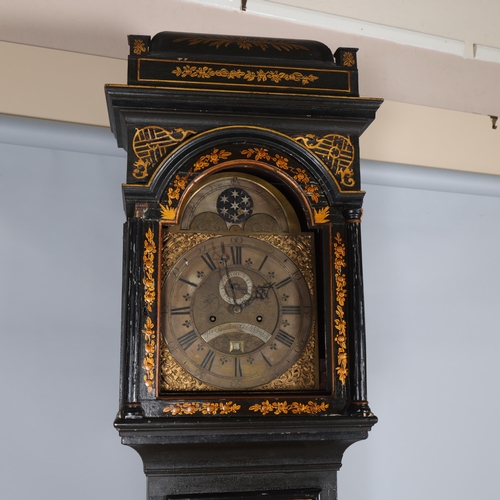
[{"xmin": 342, "ymin": 207, "xmax": 363, "ymax": 223}]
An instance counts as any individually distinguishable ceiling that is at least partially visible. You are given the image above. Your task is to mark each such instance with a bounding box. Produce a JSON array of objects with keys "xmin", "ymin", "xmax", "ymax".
[{"xmin": 1, "ymin": 0, "xmax": 499, "ymax": 118}]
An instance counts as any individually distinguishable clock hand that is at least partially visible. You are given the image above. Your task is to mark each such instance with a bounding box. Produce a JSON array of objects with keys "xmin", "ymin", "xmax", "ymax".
[{"xmin": 220, "ymin": 243, "xmax": 239, "ymax": 306}]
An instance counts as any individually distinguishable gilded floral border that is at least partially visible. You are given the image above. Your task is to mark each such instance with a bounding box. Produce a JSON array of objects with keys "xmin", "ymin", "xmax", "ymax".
[
  {"xmin": 159, "ymin": 148, "xmax": 231, "ymax": 220},
  {"xmin": 142, "ymin": 228, "xmax": 157, "ymax": 393},
  {"xmin": 249, "ymin": 400, "xmax": 329, "ymax": 415},
  {"xmin": 162, "ymin": 400, "xmax": 329, "ymax": 416},
  {"xmin": 171, "ymin": 65, "xmax": 319, "ymax": 86},
  {"xmin": 333, "ymin": 232, "xmax": 348, "ymax": 385},
  {"xmin": 159, "ymin": 146, "xmax": 328, "ymax": 224},
  {"xmin": 163, "ymin": 401, "xmax": 241, "ymax": 415}
]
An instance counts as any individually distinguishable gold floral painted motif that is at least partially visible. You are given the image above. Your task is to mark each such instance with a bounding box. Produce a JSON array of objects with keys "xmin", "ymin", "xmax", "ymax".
[
  {"xmin": 159, "ymin": 149, "xmax": 232, "ymax": 222},
  {"xmin": 163, "ymin": 401, "xmax": 241, "ymax": 415},
  {"xmin": 159, "ymin": 174, "xmax": 190, "ymax": 222},
  {"xmin": 334, "ymin": 232, "xmax": 348, "ymax": 385},
  {"xmin": 342, "ymin": 52, "xmax": 356, "ymax": 67},
  {"xmin": 173, "ymin": 36, "xmax": 310, "ymax": 52},
  {"xmin": 142, "ymin": 228, "xmax": 157, "ymax": 393},
  {"xmin": 294, "ymin": 134, "xmax": 355, "ymax": 188},
  {"xmin": 143, "ymin": 228, "xmax": 156, "ymax": 312},
  {"xmin": 132, "ymin": 127, "xmax": 196, "ymax": 179},
  {"xmin": 249, "ymin": 400, "xmax": 329, "ymax": 415},
  {"xmin": 171, "ymin": 65, "xmax": 319, "ymax": 86},
  {"xmin": 133, "ymin": 39, "xmax": 147, "ymax": 55},
  {"xmin": 241, "ymin": 148, "xmax": 321, "ymax": 203},
  {"xmin": 142, "ymin": 317, "xmax": 156, "ymax": 393},
  {"xmin": 313, "ymin": 206, "xmax": 330, "ymax": 224},
  {"xmin": 193, "ymin": 148, "xmax": 232, "ymax": 171}
]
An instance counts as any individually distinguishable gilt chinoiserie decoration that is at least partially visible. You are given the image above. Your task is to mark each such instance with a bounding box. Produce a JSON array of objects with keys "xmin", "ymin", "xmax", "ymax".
[{"xmin": 106, "ymin": 30, "xmax": 382, "ymax": 500}]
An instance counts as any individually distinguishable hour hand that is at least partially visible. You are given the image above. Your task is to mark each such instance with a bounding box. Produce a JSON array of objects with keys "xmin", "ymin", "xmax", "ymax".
[{"xmin": 219, "ymin": 242, "xmax": 230, "ymax": 266}]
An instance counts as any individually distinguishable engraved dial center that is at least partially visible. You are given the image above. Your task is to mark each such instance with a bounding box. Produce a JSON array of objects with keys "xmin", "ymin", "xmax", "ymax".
[{"xmin": 219, "ymin": 270, "xmax": 253, "ymax": 305}]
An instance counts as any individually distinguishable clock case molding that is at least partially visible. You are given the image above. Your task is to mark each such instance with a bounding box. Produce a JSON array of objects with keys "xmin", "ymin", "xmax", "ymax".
[{"xmin": 106, "ymin": 31, "xmax": 382, "ymax": 500}]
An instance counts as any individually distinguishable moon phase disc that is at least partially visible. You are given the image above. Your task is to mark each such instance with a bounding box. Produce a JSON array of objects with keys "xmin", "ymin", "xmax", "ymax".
[{"xmin": 217, "ymin": 188, "xmax": 254, "ymax": 224}]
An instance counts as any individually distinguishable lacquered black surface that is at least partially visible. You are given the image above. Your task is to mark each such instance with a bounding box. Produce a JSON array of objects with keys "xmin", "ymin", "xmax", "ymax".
[{"xmin": 126, "ymin": 32, "xmax": 360, "ymax": 96}]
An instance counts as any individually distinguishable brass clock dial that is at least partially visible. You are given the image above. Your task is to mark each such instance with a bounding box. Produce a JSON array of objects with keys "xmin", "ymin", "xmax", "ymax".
[{"xmin": 161, "ymin": 234, "xmax": 313, "ymax": 389}]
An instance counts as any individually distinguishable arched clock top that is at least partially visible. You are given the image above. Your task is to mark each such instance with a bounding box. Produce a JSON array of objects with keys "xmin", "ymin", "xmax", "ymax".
[{"xmin": 122, "ymin": 126, "xmax": 365, "ymax": 226}]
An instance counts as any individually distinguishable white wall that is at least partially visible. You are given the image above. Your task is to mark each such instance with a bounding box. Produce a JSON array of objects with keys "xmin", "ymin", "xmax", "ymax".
[{"xmin": 1, "ymin": 116, "xmax": 499, "ymax": 499}]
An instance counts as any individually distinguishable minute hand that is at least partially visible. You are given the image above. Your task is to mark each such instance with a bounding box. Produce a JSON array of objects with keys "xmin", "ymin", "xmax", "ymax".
[{"xmin": 220, "ymin": 243, "xmax": 239, "ymax": 305}]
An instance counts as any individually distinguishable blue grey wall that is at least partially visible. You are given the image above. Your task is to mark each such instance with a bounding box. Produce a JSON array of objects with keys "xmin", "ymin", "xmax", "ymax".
[
  {"xmin": 340, "ymin": 162, "xmax": 500, "ymax": 499},
  {"xmin": 1, "ymin": 115, "xmax": 499, "ymax": 500}
]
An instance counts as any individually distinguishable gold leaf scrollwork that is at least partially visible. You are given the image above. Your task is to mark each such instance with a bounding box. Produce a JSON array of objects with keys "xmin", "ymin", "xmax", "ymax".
[
  {"xmin": 142, "ymin": 228, "xmax": 157, "ymax": 393},
  {"xmin": 142, "ymin": 317, "xmax": 156, "ymax": 393},
  {"xmin": 171, "ymin": 65, "xmax": 319, "ymax": 86},
  {"xmin": 163, "ymin": 401, "xmax": 241, "ymax": 416},
  {"xmin": 143, "ymin": 228, "xmax": 156, "ymax": 313},
  {"xmin": 334, "ymin": 232, "xmax": 348, "ymax": 385},
  {"xmin": 173, "ymin": 36, "xmax": 310, "ymax": 52},
  {"xmin": 342, "ymin": 52, "xmax": 356, "ymax": 67},
  {"xmin": 248, "ymin": 400, "xmax": 329, "ymax": 415},
  {"xmin": 241, "ymin": 148, "xmax": 321, "ymax": 203},
  {"xmin": 294, "ymin": 134, "xmax": 355, "ymax": 189},
  {"xmin": 132, "ymin": 127, "xmax": 196, "ymax": 179},
  {"xmin": 133, "ymin": 39, "xmax": 147, "ymax": 55},
  {"xmin": 256, "ymin": 324, "xmax": 316, "ymax": 391}
]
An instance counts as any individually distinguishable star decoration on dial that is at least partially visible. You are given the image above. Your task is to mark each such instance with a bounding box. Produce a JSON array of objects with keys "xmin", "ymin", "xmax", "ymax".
[{"xmin": 217, "ymin": 188, "xmax": 254, "ymax": 224}]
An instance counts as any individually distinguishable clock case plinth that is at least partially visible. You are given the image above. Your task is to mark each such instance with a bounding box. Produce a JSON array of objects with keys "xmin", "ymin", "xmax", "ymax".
[{"xmin": 106, "ymin": 31, "xmax": 382, "ymax": 500}]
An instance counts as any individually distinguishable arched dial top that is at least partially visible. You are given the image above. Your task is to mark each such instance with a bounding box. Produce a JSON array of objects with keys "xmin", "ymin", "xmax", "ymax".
[
  {"xmin": 161, "ymin": 235, "xmax": 312, "ymax": 389},
  {"xmin": 179, "ymin": 173, "xmax": 301, "ymax": 233}
]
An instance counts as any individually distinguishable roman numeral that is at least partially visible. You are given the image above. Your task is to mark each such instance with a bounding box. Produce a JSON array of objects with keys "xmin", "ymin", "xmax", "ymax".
[
  {"xmin": 177, "ymin": 330, "xmax": 197, "ymax": 350},
  {"xmin": 231, "ymin": 246, "xmax": 242, "ymax": 265},
  {"xmin": 275, "ymin": 277, "xmax": 292, "ymax": 289},
  {"xmin": 170, "ymin": 306, "xmax": 191, "ymax": 315},
  {"xmin": 234, "ymin": 357, "xmax": 243, "ymax": 377},
  {"xmin": 261, "ymin": 352, "xmax": 272, "ymax": 367},
  {"xmin": 282, "ymin": 305, "xmax": 301, "ymax": 314},
  {"xmin": 275, "ymin": 329, "xmax": 295, "ymax": 348},
  {"xmin": 258, "ymin": 255, "xmax": 268, "ymax": 271},
  {"xmin": 201, "ymin": 253, "xmax": 217, "ymax": 271},
  {"xmin": 200, "ymin": 350, "xmax": 215, "ymax": 371},
  {"xmin": 179, "ymin": 277, "xmax": 198, "ymax": 287}
]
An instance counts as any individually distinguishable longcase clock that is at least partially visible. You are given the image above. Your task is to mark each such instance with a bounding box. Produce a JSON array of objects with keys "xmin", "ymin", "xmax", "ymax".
[{"xmin": 105, "ymin": 31, "xmax": 383, "ymax": 500}]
